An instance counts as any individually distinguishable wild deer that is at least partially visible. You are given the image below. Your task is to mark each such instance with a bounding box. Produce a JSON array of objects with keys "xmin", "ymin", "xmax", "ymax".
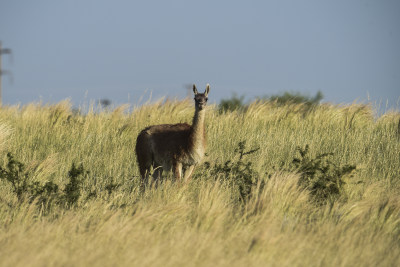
[{"xmin": 135, "ymin": 84, "xmax": 210, "ymax": 184}]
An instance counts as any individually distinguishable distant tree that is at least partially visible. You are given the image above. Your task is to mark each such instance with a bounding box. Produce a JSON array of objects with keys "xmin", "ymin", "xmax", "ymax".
[
  {"xmin": 218, "ymin": 91, "xmax": 324, "ymax": 113},
  {"xmin": 218, "ymin": 93, "xmax": 245, "ymax": 113},
  {"xmin": 100, "ymin": 99, "xmax": 112, "ymax": 108},
  {"xmin": 266, "ymin": 91, "xmax": 323, "ymax": 106}
]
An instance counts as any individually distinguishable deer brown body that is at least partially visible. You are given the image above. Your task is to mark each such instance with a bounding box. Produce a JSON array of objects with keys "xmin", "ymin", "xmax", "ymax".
[{"xmin": 135, "ymin": 84, "xmax": 209, "ymax": 183}]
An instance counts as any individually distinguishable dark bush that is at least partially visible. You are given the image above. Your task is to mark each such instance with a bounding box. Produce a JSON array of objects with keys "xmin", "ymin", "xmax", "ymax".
[
  {"xmin": 0, "ymin": 153, "xmax": 88, "ymax": 209},
  {"xmin": 289, "ymin": 145, "xmax": 356, "ymax": 204},
  {"xmin": 204, "ymin": 141, "xmax": 260, "ymax": 203},
  {"xmin": 62, "ymin": 163, "xmax": 87, "ymax": 207},
  {"xmin": 0, "ymin": 153, "xmax": 30, "ymax": 202}
]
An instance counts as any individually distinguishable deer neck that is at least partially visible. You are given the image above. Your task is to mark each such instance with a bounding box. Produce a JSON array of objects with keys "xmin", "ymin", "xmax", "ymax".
[{"xmin": 190, "ymin": 108, "xmax": 206, "ymax": 148}]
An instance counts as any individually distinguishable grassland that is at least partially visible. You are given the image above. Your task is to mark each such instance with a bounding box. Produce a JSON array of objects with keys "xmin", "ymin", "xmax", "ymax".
[{"xmin": 0, "ymin": 99, "xmax": 399, "ymax": 266}]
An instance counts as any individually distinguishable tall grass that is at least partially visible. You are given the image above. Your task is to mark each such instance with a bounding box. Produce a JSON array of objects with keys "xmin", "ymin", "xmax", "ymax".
[{"xmin": 0, "ymin": 99, "xmax": 399, "ymax": 266}]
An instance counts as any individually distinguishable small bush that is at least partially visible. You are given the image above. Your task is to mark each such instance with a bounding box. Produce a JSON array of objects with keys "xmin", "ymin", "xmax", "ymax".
[
  {"xmin": 0, "ymin": 153, "xmax": 32, "ymax": 202},
  {"xmin": 203, "ymin": 142, "xmax": 356, "ymax": 205},
  {"xmin": 205, "ymin": 141, "xmax": 260, "ymax": 202},
  {"xmin": 0, "ymin": 153, "xmax": 88, "ymax": 209},
  {"xmin": 30, "ymin": 180, "xmax": 59, "ymax": 207},
  {"xmin": 288, "ymin": 145, "xmax": 356, "ymax": 204},
  {"xmin": 62, "ymin": 163, "xmax": 87, "ymax": 207}
]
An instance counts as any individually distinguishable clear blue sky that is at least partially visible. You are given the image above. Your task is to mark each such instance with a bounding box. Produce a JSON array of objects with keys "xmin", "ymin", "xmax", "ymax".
[{"xmin": 0, "ymin": 0, "xmax": 399, "ymax": 111}]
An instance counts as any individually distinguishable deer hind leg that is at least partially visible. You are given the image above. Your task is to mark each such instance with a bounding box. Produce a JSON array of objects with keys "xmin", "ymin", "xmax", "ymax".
[
  {"xmin": 138, "ymin": 157, "xmax": 152, "ymax": 188},
  {"xmin": 138, "ymin": 155, "xmax": 152, "ymax": 183},
  {"xmin": 136, "ymin": 131, "xmax": 153, "ymax": 185},
  {"xmin": 140, "ymin": 167, "xmax": 151, "ymax": 186},
  {"xmin": 152, "ymin": 164, "xmax": 163, "ymax": 182}
]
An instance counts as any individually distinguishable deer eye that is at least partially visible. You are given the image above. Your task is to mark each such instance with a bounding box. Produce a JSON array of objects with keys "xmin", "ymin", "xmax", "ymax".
[{"xmin": 205, "ymin": 98, "xmax": 208, "ymax": 101}]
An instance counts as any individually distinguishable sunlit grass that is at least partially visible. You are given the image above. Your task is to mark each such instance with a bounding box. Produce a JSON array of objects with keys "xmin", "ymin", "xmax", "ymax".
[{"xmin": 0, "ymin": 99, "xmax": 399, "ymax": 266}]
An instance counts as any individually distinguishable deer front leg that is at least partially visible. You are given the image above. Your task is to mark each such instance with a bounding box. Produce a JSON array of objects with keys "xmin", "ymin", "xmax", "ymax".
[
  {"xmin": 173, "ymin": 161, "xmax": 183, "ymax": 181},
  {"xmin": 183, "ymin": 165, "xmax": 195, "ymax": 183}
]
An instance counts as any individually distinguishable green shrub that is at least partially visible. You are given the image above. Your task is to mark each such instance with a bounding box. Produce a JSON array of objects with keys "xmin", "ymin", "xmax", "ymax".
[
  {"xmin": 62, "ymin": 163, "xmax": 87, "ymax": 207},
  {"xmin": 0, "ymin": 153, "xmax": 88, "ymax": 209},
  {"xmin": 0, "ymin": 153, "xmax": 60, "ymax": 207},
  {"xmin": 29, "ymin": 180, "xmax": 59, "ymax": 207},
  {"xmin": 203, "ymin": 142, "xmax": 356, "ymax": 205},
  {"xmin": 289, "ymin": 145, "xmax": 356, "ymax": 204},
  {"xmin": 205, "ymin": 141, "xmax": 260, "ymax": 203},
  {"xmin": 0, "ymin": 153, "xmax": 30, "ymax": 202}
]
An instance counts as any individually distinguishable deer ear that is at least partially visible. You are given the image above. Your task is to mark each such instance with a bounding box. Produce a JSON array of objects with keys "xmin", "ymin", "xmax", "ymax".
[
  {"xmin": 204, "ymin": 84, "xmax": 210, "ymax": 96},
  {"xmin": 193, "ymin": 84, "xmax": 198, "ymax": 95}
]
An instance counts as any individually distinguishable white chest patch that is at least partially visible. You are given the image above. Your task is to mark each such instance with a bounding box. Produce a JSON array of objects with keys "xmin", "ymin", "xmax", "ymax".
[{"xmin": 186, "ymin": 145, "xmax": 204, "ymax": 165}]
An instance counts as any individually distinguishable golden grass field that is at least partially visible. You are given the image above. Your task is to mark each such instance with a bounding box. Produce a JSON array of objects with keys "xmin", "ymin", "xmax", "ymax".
[{"xmin": 0, "ymin": 99, "xmax": 399, "ymax": 266}]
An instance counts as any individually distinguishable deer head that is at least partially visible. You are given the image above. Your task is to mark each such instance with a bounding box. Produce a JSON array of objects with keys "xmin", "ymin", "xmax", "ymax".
[{"xmin": 193, "ymin": 84, "xmax": 210, "ymax": 110}]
